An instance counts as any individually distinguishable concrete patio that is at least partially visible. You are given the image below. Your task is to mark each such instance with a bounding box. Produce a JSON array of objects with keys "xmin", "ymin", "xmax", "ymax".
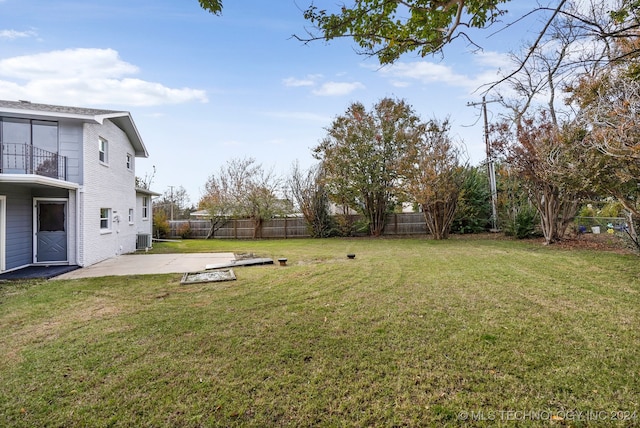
[{"xmin": 54, "ymin": 252, "xmax": 237, "ymax": 279}]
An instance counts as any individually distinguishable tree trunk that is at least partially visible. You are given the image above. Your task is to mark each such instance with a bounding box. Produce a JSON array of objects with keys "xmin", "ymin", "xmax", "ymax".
[
  {"xmin": 206, "ymin": 220, "xmax": 215, "ymax": 239},
  {"xmin": 422, "ymin": 199, "xmax": 457, "ymax": 240},
  {"xmin": 252, "ymin": 217, "xmax": 263, "ymax": 239},
  {"xmin": 533, "ymin": 184, "xmax": 578, "ymax": 244}
]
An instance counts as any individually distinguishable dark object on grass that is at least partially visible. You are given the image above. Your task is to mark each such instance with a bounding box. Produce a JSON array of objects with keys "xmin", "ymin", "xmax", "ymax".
[
  {"xmin": 278, "ymin": 258, "xmax": 288, "ymax": 266},
  {"xmin": 347, "ymin": 254, "xmax": 356, "ymax": 259}
]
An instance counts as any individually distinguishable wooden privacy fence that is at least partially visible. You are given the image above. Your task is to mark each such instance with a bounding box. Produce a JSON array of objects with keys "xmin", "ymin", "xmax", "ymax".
[{"xmin": 169, "ymin": 213, "xmax": 428, "ymax": 239}]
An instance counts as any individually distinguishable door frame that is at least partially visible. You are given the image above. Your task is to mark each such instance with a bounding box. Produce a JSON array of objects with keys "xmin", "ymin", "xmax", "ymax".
[{"xmin": 33, "ymin": 197, "xmax": 69, "ymax": 264}]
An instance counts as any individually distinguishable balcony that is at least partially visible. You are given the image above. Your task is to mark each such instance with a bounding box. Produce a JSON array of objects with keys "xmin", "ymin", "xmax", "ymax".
[{"xmin": 0, "ymin": 143, "xmax": 67, "ymax": 181}]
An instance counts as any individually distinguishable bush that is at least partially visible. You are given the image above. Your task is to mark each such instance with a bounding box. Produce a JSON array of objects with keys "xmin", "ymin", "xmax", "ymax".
[
  {"xmin": 504, "ymin": 205, "xmax": 539, "ymax": 239},
  {"xmin": 333, "ymin": 214, "xmax": 357, "ymax": 237},
  {"xmin": 452, "ymin": 166, "xmax": 491, "ymax": 234},
  {"xmin": 153, "ymin": 210, "xmax": 170, "ymax": 239},
  {"xmin": 599, "ymin": 200, "xmax": 624, "ymax": 218},
  {"xmin": 177, "ymin": 222, "xmax": 193, "ymax": 239}
]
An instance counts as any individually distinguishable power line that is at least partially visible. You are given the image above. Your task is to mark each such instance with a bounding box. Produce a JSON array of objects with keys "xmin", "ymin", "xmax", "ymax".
[{"xmin": 467, "ymin": 96, "xmax": 502, "ymax": 232}]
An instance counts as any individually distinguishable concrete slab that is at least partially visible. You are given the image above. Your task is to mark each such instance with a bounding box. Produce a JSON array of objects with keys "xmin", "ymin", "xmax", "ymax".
[
  {"xmin": 205, "ymin": 257, "xmax": 274, "ymax": 270},
  {"xmin": 54, "ymin": 252, "xmax": 236, "ymax": 279}
]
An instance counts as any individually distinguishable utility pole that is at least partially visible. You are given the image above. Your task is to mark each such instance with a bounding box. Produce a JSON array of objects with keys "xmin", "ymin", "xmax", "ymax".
[
  {"xmin": 467, "ymin": 96, "xmax": 502, "ymax": 231},
  {"xmin": 169, "ymin": 185, "xmax": 174, "ymax": 221}
]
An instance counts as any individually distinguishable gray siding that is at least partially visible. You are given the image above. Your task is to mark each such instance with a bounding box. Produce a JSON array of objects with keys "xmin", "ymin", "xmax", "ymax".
[
  {"xmin": 0, "ymin": 185, "xmax": 33, "ymax": 270},
  {"xmin": 58, "ymin": 120, "xmax": 84, "ymax": 185},
  {"xmin": 0, "ymin": 185, "xmax": 71, "ymax": 270}
]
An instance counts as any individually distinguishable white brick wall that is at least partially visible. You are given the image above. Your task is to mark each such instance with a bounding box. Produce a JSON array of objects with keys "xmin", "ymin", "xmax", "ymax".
[
  {"xmin": 136, "ymin": 193, "xmax": 153, "ymax": 236},
  {"xmin": 80, "ymin": 120, "xmax": 139, "ymax": 266}
]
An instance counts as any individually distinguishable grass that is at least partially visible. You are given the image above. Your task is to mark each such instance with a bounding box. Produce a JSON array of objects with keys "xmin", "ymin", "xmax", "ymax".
[{"xmin": 1, "ymin": 237, "xmax": 639, "ymax": 427}]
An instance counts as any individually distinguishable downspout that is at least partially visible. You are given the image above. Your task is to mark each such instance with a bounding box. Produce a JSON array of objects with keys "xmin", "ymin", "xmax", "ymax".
[{"xmin": 76, "ymin": 186, "xmax": 84, "ymax": 267}]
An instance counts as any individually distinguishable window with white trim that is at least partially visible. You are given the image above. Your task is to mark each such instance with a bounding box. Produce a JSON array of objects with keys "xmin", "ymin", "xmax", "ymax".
[
  {"xmin": 99, "ymin": 138, "xmax": 108, "ymax": 164},
  {"xmin": 100, "ymin": 208, "xmax": 111, "ymax": 230},
  {"xmin": 129, "ymin": 208, "xmax": 134, "ymax": 224},
  {"xmin": 126, "ymin": 153, "xmax": 133, "ymax": 170},
  {"xmin": 142, "ymin": 196, "xmax": 149, "ymax": 219}
]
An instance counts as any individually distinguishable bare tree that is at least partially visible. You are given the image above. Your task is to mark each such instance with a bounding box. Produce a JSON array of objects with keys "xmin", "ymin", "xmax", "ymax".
[
  {"xmin": 200, "ymin": 173, "xmax": 234, "ymax": 239},
  {"xmin": 155, "ymin": 186, "xmax": 191, "ymax": 220},
  {"xmin": 288, "ymin": 161, "xmax": 333, "ymax": 238},
  {"xmin": 200, "ymin": 157, "xmax": 284, "ymax": 239},
  {"xmin": 135, "ymin": 165, "xmax": 156, "ymax": 190}
]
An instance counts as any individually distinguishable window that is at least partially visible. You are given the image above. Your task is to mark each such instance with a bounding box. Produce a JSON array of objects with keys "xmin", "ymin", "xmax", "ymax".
[
  {"xmin": 142, "ymin": 197, "xmax": 149, "ymax": 219},
  {"xmin": 129, "ymin": 208, "xmax": 134, "ymax": 224},
  {"xmin": 100, "ymin": 208, "xmax": 111, "ymax": 230},
  {"xmin": 32, "ymin": 120, "xmax": 58, "ymax": 153},
  {"xmin": 99, "ymin": 138, "xmax": 108, "ymax": 163},
  {"xmin": 126, "ymin": 153, "xmax": 132, "ymax": 170}
]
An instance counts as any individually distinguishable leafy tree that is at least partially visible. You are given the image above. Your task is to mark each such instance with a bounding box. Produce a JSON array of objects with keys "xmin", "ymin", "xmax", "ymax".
[
  {"xmin": 287, "ymin": 161, "xmax": 334, "ymax": 238},
  {"xmin": 299, "ymin": 0, "xmax": 509, "ymax": 64},
  {"xmin": 313, "ymin": 97, "xmax": 423, "ymax": 236},
  {"xmin": 152, "ymin": 210, "xmax": 170, "ymax": 239},
  {"xmin": 493, "ymin": 162, "xmax": 540, "ymax": 239},
  {"xmin": 199, "ymin": 1, "xmax": 640, "ymax": 77},
  {"xmin": 401, "ymin": 118, "xmax": 466, "ymax": 239},
  {"xmin": 298, "ymin": 1, "xmax": 640, "ymax": 91},
  {"xmin": 569, "ymin": 68, "xmax": 640, "ymax": 220},
  {"xmin": 198, "ymin": 0, "xmax": 223, "ymax": 15},
  {"xmin": 492, "ymin": 112, "xmax": 588, "ymax": 244},
  {"xmin": 452, "ymin": 166, "xmax": 491, "ymax": 234}
]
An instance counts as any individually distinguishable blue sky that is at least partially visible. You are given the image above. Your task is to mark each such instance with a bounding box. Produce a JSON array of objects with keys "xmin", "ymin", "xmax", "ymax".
[{"xmin": 0, "ymin": 0, "xmax": 537, "ymax": 204}]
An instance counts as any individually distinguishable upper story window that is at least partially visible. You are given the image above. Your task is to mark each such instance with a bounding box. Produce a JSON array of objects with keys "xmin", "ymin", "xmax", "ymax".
[
  {"xmin": 142, "ymin": 196, "xmax": 149, "ymax": 219},
  {"xmin": 1, "ymin": 118, "xmax": 58, "ymax": 152},
  {"xmin": 1, "ymin": 117, "xmax": 64, "ymax": 179},
  {"xmin": 99, "ymin": 138, "xmax": 108, "ymax": 164},
  {"xmin": 126, "ymin": 153, "xmax": 133, "ymax": 170}
]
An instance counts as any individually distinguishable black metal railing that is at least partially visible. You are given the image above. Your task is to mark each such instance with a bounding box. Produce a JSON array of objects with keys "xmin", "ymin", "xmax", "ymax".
[{"xmin": 0, "ymin": 142, "xmax": 67, "ymax": 180}]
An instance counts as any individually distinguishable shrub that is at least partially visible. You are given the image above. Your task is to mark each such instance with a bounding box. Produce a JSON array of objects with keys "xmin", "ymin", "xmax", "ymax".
[
  {"xmin": 153, "ymin": 210, "xmax": 170, "ymax": 239},
  {"xmin": 177, "ymin": 222, "xmax": 193, "ymax": 239},
  {"xmin": 599, "ymin": 200, "xmax": 624, "ymax": 218},
  {"xmin": 504, "ymin": 205, "xmax": 539, "ymax": 239},
  {"xmin": 452, "ymin": 166, "xmax": 491, "ymax": 234}
]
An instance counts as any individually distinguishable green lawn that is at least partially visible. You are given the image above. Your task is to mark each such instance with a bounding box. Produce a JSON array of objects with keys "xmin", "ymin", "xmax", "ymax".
[{"xmin": 1, "ymin": 237, "xmax": 639, "ymax": 427}]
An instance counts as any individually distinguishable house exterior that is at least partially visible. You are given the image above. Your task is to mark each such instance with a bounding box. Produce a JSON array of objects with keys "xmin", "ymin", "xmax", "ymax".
[{"xmin": 0, "ymin": 99, "xmax": 158, "ymax": 273}]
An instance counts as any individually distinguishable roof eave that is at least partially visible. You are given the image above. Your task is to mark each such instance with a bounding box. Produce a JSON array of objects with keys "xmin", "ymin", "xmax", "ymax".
[{"xmin": 100, "ymin": 113, "xmax": 149, "ymax": 158}]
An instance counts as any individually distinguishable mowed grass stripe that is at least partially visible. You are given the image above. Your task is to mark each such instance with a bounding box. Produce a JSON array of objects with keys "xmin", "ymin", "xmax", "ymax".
[{"xmin": 1, "ymin": 237, "xmax": 638, "ymax": 427}]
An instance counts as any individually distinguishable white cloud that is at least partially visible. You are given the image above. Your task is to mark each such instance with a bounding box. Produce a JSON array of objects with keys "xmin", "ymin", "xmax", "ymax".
[
  {"xmin": 0, "ymin": 48, "xmax": 208, "ymax": 106},
  {"xmin": 381, "ymin": 62, "xmax": 467, "ymax": 86},
  {"xmin": 264, "ymin": 111, "xmax": 330, "ymax": 122},
  {"xmin": 473, "ymin": 50, "xmax": 511, "ymax": 69},
  {"xmin": 282, "ymin": 74, "xmax": 322, "ymax": 87},
  {"xmin": 312, "ymin": 81, "xmax": 365, "ymax": 96},
  {"xmin": 0, "ymin": 29, "xmax": 37, "ymax": 40},
  {"xmin": 0, "ymin": 48, "xmax": 138, "ymax": 80},
  {"xmin": 376, "ymin": 52, "xmax": 510, "ymax": 93}
]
